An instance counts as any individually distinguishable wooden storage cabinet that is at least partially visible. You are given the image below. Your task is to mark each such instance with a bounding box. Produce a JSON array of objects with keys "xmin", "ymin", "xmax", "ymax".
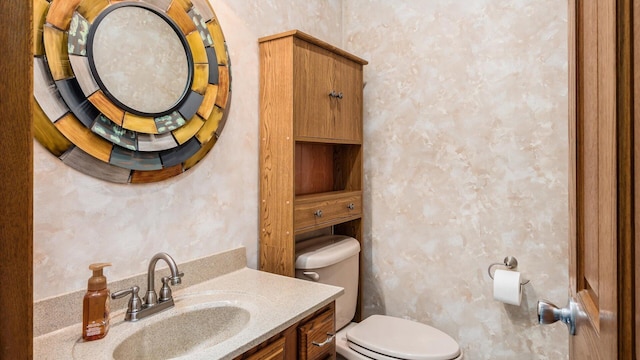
[
  {"xmin": 235, "ymin": 303, "xmax": 336, "ymax": 360},
  {"xmin": 259, "ymin": 29, "xmax": 366, "ymax": 323}
]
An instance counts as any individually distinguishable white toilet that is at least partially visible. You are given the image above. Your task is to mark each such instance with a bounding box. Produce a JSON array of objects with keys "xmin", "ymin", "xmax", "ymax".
[{"xmin": 295, "ymin": 235, "xmax": 463, "ymax": 360}]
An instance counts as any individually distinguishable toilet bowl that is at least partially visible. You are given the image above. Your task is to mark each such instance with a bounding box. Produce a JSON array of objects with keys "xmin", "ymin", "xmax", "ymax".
[
  {"xmin": 336, "ymin": 316, "xmax": 462, "ymax": 360},
  {"xmin": 295, "ymin": 235, "xmax": 463, "ymax": 360}
]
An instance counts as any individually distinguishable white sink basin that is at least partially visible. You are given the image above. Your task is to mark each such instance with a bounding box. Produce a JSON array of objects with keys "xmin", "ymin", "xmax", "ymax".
[
  {"xmin": 112, "ymin": 305, "xmax": 250, "ymax": 359},
  {"xmin": 71, "ymin": 291, "xmax": 270, "ymax": 360}
]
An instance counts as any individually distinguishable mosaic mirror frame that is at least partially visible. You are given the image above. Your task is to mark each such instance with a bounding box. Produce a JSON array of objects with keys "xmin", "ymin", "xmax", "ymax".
[{"xmin": 33, "ymin": 0, "xmax": 232, "ymax": 183}]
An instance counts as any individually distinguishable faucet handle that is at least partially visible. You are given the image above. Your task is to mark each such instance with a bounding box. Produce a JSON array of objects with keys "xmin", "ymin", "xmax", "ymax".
[
  {"xmin": 159, "ymin": 277, "xmax": 173, "ymax": 302},
  {"xmin": 111, "ymin": 286, "xmax": 142, "ymax": 316}
]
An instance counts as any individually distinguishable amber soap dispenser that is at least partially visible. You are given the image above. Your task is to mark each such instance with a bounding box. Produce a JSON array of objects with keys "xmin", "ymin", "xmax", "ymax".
[{"xmin": 82, "ymin": 263, "xmax": 111, "ymax": 341}]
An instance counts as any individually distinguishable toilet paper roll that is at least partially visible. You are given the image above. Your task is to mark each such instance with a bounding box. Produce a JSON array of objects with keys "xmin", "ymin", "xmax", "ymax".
[{"xmin": 493, "ymin": 269, "xmax": 522, "ymax": 306}]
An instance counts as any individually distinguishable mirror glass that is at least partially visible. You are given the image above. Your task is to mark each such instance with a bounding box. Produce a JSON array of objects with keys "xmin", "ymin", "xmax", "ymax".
[{"xmin": 90, "ymin": 5, "xmax": 190, "ymax": 115}]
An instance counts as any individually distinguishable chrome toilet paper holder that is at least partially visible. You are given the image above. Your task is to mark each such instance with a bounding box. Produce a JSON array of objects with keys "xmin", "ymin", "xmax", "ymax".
[{"xmin": 488, "ymin": 256, "xmax": 530, "ymax": 285}]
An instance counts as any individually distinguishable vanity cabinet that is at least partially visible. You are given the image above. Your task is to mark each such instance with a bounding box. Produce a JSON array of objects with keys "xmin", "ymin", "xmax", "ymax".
[
  {"xmin": 235, "ymin": 302, "xmax": 336, "ymax": 360},
  {"xmin": 259, "ymin": 30, "xmax": 367, "ymax": 288}
]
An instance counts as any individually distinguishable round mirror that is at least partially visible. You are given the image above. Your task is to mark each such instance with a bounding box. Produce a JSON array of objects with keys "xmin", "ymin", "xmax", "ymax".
[
  {"xmin": 34, "ymin": 0, "xmax": 231, "ymax": 183},
  {"xmin": 89, "ymin": 4, "xmax": 192, "ymax": 116}
]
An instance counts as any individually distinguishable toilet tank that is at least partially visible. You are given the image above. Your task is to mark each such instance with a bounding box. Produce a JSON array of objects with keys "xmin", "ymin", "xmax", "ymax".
[{"xmin": 295, "ymin": 235, "xmax": 360, "ymax": 330}]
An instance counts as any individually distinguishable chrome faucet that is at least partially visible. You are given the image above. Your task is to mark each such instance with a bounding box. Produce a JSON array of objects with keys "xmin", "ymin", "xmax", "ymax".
[{"xmin": 111, "ymin": 252, "xmax": 184, "ymax": 322}]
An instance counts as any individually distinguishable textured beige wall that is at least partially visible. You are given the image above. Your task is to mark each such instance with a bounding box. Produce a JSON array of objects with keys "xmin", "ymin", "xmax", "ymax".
[
  {"xmin": 343, "ymin": 1, "xmax": 569, "ymax": 359},
  {"xmin": 35, "ymin": 1, "xmax": 570, "ymax": 358},
  {"xmin": 33, "ymin": 0, "xmax": 342, "ymax": 301}
]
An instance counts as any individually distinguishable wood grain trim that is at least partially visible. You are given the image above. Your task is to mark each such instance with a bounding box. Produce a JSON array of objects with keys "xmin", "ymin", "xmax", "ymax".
[
  {"xmin": 635, "ymin": 2, "xmax": 640, "ymax": 358},
  {"xmin": 596, "ymin": 0, "xmax": 619, "ymax": 354},
  {"xmin": 0, "ymin": 0, "xmax": 33, "ymax": 358},
  {"xmin": 259, "ymin": 37, "xmax": 296, "ymax": 276},
  {"xmin": 616, "ymin": 0, "xmax": 635, "ymax": 357},
  {"xmin": 259, "ymin": 30, "xmax": 368, "ymax": 65}
]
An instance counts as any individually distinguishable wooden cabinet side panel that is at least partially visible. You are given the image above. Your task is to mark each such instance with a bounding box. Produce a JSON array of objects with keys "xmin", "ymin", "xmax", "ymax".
[
  {"xmin": 260, "ymin": 38, "xmax": 296, "ymax": 276},
  {"xmin": 334, "ymin": 145, "xmax": 362, "ymax": 191}
]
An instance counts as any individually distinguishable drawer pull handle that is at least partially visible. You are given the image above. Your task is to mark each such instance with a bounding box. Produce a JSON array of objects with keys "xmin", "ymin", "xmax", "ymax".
[
  {"xmin": 312, "ymin": 333, "xmax": 335, "ymax": 347},
  {"xmin": 314, "ymin": 210, "xmax": 323, "ymax": 217},
  {"xmin": 347, "ymin": 203, "xmax": 355, "ymax": 210}
]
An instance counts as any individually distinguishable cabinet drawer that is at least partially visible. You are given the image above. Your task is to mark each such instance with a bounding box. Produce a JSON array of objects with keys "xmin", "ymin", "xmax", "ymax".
[
  {"xmin": 241, "ymin": 336, "xmax": 286, "ymax": 360},
  {"xmin": 297, "ymin": 309, "xmax": 335, "ymax": 360},
  {"xmin": 295, "ymin": 192, "xmax": 361, "ymax": 232}
]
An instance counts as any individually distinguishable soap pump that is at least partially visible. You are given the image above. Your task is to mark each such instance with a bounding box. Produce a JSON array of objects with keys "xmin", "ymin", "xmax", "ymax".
[{"xmin": 82, "ymin": 263, "xmax": 111, "ymax": 341}]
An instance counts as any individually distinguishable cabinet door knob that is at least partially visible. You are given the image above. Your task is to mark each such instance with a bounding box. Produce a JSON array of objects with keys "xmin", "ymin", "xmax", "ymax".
[
  {"xmin": 328, "ymin": 91, "xmax": 343, "ymax": 99},
  {"xmin": 347, "ymin": 203, "xmax": 355, "ymax": 210},
  {"xmin": 314, "ymin": 210, "xmax": 323, "ymax": 217}
]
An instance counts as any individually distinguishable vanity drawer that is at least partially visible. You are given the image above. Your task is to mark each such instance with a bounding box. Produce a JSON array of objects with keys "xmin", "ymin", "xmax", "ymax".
[
  {"xmin": 240, "ymin": 336, "xmax": 286, "ymax": 360},
  {"xmin": 297, "ymin": 308, "xmax": 336, "ymax": 360},
  {"xmin": 295, "ymin": 191, "xmax": 361, "ymax": 232}
]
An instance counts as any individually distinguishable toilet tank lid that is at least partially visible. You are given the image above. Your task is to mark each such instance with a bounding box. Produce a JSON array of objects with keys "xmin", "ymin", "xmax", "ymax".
[{"xmin": 295, "ymin": 235, "xmax": 360, "ymax": 270}]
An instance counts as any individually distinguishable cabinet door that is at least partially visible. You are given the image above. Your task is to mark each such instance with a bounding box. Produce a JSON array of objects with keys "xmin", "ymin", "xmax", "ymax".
[
  {"xmin": 293, "ymin": 40, "xmax": 334, "ymax": 140},
  {"xmin": 332, "ymin": 56, "xmax": 363, "ymax": 142}
]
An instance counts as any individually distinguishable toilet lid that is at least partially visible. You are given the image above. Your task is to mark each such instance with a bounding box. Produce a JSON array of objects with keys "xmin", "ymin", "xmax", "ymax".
[{"xmin": 346, "ymin": 315, "xmax": 461, "ymax": 360}]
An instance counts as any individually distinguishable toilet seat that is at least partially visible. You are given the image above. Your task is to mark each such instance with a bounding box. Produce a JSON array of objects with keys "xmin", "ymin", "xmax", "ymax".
[{"xmin": 346, "ymin": 315, "xmax": 461, "ymax": 360}]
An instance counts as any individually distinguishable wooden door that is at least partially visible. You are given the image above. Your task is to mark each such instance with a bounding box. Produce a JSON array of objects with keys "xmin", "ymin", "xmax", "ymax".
[
  {"xmin": 568, "ymin": 0, "xmax": 635, "ymax": 358},
  {"xmin": 0, "ymin": 0, "xmax": 33, "ymax": 359}
]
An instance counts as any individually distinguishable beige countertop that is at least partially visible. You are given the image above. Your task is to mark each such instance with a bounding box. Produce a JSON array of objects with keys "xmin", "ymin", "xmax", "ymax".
[{"xmin": 33, "ymin": 248, "xmax": 343, "ymax": 359}]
